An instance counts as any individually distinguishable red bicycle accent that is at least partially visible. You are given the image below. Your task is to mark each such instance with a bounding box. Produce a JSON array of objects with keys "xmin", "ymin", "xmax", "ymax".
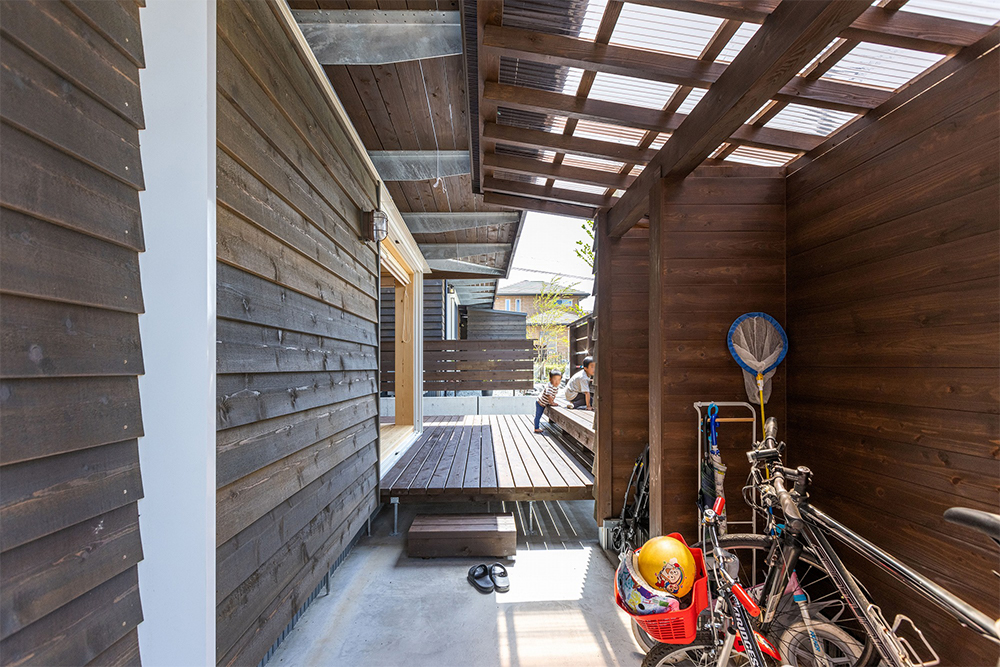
[
  {"xmin": 712, "ymin": 497, "xmax": 726, "ymax": 515},
  {"xmin": 732, "ymin": 583, "xmax": 761, "ymax": 617}
]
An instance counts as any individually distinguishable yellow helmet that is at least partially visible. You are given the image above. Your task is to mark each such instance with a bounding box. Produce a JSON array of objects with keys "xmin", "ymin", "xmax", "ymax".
[{"xmin": 636, "ymin": 535, "xmax": 697, "ymax": 597}]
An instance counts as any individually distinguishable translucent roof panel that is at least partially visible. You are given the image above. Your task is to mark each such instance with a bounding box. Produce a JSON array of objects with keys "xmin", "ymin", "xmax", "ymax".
[
  {"xmin": 552, "ymin": 180, "xmax": 611, "ymax": 196},
  {"xmin": 587, "ymin": 71, "xmax": 679, "ymax": 110},
  {"xmin": 560, "ymin": 154, "xmax": 625, "ymax": 172},
  {"xmin": 820, "ymin": 42, "xmax": 945, "ymax": 90},
  {"xmin": 763, "ymin": 103, "xmax": 859, "ymax": 137},
  {"xmin": 724, "ymin": 146, "xmax": 798, "ymax": 167},
  {"xmin": 493, "ymin": 170, "xmax": 543, "ymax": 186},
  {"xmin": 610, "ymin": 4, "xmax": 724, "ymax": 59},
  {"xmin": 675, "ymin": 87, "xmax": 708, "ymax": 115},
  {"xmin": 715, "ymin": 23, "xmax": 762, "ymax": 63},
  {"xmin": 649, "ymin": 133, "xmax": 670, "ymax": 150},
  {"xmin": 900, "ymin": 0, "xmax": 1000, "ymax": 25},
  {"xmin": 577, "ymin": 0, "xmax": 609, "ymax": 40},
  {"xmin": 628, "ymin": 165, "xmax": 645, "ymax": 177},
  {"xmin": 572, "ymin": 119, "xmax": 648, "ymax": 145}
]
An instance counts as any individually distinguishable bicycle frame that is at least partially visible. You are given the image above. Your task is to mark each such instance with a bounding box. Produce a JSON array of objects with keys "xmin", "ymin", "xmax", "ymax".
[{"xmin": 753, "ymin": 472, "xmax": 999, "ymax": 667}]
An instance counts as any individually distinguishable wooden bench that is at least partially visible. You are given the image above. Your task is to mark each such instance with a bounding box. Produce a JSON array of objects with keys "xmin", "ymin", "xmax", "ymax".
[
  {"xmin": 407, "ymin": 514, "xmax": 517, "ymax": 558},
  {"xmin": 546, "ymin": 406, "xmax": 595, "ymax": 453}
]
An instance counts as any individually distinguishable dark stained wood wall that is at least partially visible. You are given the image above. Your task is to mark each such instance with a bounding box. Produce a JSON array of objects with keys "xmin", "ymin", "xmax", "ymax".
[
  {"xmin": 785, "ymin": 46, "xmax": 999, "ymax": 667},
  {"xmin": 649, "ymin": 166, "xmax": 787, "ymax": 540},
  {"xmin": 0, "ymin": 1, "xmax": 148, "ymax": 664},
  {"xmin": 380, "ymin": 279, "xmax": 445, "ymax": 394},
  {"xmin": 215, "ymin": 2, "xmax": 380, "ymax": 664},
  {"xmin": 594, "ymin": 222, "xmax": 650, "ymax": 523}
]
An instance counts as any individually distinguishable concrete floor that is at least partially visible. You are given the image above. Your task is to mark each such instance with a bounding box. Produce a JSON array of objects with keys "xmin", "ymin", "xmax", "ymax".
[{"xmin": 268, "ymin": 499, "xmax": 645, "ymax": 667}]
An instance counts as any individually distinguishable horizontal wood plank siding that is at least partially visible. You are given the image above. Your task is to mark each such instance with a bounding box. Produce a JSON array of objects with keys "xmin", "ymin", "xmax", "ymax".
[
  {"xmin": 786, "ymin": 46, "xmax": 999, "ymax": 667},
  {"xmin": 0, "ymin": 1, "xmax": 148, "ymax": 663},
  {"xmin": 595, "ymin": 224, "xmax": 650, "ymax": 522},
  {"xmin": 215, "ymin": 2, "xmax": 379, "ymax": 665},
  {"xmin": 649, "ymin": 168, "xmax": 786, "ymax": 540}
]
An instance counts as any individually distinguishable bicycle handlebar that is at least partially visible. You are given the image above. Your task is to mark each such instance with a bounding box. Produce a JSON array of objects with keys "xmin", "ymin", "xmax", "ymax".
[{"xmin": 772, "ymin": 473, "xmax": 804, "ymax": 533}]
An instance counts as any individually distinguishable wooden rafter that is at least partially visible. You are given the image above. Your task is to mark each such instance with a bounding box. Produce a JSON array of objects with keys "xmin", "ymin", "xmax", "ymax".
[
  {"xmin": 628, "ymin": 0, "xmax": 993, "ymax": 54},
  {"xmin": 482, "ymin": 24, "xmax": 893, "ymax": 113},
  {"xmin": 483, "ymin": 192, "xmax": 598, "ymax": 219},
  {"xmin": 606, "ymin": 17, "xmax": 744, "ymax": 198},
  {"xmin": 486, "ymin": 84, "xmax": 823, "ymax": 152},
  {"xmin": 475, "ymin": 0, "xmax": 504, "ymax": 194},
  {"xmin": 546, "ymin": 1, "xmax": 625, "ymax": 187},
  {"xmin": 607, "ymin": 0, "xmax": 874, "ymax": 237},
  {"xmin": 483, "ymin": 176, "xmax": 616, "ymax": 208},
  {"xmin": 484, "ymin": 153, "xmax": 633, "ymax": 190}
]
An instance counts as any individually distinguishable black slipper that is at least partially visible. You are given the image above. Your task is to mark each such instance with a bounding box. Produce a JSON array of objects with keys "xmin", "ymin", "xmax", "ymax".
[
  {"xmin": 468, "ymin": 564, "xmax": 494, "ymax": 594},
  {"xmin": 490, "ymin": 563, "xmax": 510, "ymax": 593}
]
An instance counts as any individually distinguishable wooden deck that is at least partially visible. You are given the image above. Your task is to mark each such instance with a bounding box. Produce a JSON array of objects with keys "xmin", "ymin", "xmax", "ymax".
[
  {"xmin": 381, "ymin": 415, "xmax": 594, "ymax": 502},
  {"xmin": 546, "ymin": 406, "xmax": 596, "ymax": 452}
]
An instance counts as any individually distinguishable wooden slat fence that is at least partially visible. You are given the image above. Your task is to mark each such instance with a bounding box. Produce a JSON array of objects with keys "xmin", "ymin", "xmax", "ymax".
[
  {"xmin": 568, "ymin": 313, "xmax": 595, "ymax": 371},
  {"xmin": 382, "ymin": 339, "xmax": 535, "ymax": 393}
]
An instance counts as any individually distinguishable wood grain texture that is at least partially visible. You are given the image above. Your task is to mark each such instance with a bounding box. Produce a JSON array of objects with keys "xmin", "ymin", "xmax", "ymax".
[
  {"xmin": 0, "ymin": 3, "xmax": 147, "ymax": 663},
  {"xmin": 786, "ymin": 47, "xmax": 999, "ymax": 667},
  {"xmin": 215, "ymin": 2, "xmax": 381, "ymax": 664}
]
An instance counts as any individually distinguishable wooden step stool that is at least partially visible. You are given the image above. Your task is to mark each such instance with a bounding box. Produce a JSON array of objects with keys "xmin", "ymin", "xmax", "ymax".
[{"xmin": 407, "ymin": 514, "xmax": 517, "ymax": 558}]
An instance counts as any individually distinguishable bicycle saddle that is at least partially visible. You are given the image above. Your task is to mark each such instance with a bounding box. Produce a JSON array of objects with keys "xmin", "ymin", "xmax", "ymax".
[{"xmin": 944, "ymin": 507, "xmax": 1000, "ymax": 545}]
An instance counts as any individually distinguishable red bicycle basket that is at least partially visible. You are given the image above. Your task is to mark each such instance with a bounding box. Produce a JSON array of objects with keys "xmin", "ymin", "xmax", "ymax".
[{"xmin": 614, "ymin": 532, "xmax": 709, "ymax": 645}]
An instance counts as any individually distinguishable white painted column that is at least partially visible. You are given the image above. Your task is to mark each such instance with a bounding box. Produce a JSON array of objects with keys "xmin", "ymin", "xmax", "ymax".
[{"xmin": 135, "ymin": 1, "xmax": 216, "ymax": 664}]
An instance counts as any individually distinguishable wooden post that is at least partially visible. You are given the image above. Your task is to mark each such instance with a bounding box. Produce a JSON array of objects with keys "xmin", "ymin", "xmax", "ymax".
[
  {"xmin": 594, "ymin": 212, "xmax": 614, "ymax": 523},
  {"xmin": 647, "ymin": 179, "xmax": 665, "ymax": 539},
  {"xmin": 395, "ymin": 279, "xmax": 416, "ymax": 427}
]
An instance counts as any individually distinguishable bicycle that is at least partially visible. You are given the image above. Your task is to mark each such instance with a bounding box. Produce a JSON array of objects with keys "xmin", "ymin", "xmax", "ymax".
[
  {"xmin": 610, "ymin": 444, "xmax": 650, "ymax": 557},
  {"xmin": 642, "ymin": 417, "xmax": 1000, "ymax": 667}
]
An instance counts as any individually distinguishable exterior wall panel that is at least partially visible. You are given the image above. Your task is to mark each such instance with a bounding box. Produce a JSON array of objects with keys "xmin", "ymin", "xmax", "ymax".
[{"xmin": 214, "ymin": 2, "xmax": 380, "ymax": 664}]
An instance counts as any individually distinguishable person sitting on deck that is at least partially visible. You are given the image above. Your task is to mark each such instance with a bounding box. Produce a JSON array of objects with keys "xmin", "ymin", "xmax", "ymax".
[
  {"xmin": 534, "ymin": 369, "xmax": 562, "ymax": 433},
  {"xmin": 565, "ymin": 356, "xmax": 595, "ymax": 411}
]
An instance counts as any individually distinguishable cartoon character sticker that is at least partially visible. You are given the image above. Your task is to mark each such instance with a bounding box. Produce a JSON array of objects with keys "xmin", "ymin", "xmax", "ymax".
[{"xmin": 656, "ymin": 558, "xmax": 684, "ymax": 594}]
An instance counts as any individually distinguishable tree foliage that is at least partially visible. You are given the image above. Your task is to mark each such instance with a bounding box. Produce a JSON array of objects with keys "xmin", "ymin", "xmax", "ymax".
[
  {"xmin": 575, "ymin": 219, "xmax": 595, "ymax": 270},
  {"xmin": 532, "ymin": 279, "xmax": 586, "ymax": 379}
]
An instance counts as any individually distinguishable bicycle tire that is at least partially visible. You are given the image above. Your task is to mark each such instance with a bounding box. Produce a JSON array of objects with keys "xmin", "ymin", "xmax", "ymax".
[
  {"xmin": 700, "ymin": 534, "xmax": 876, "ymax": 667},
  {"xmin": 641, "ymin": 631, "xmax": 778, "ymax": 667}
]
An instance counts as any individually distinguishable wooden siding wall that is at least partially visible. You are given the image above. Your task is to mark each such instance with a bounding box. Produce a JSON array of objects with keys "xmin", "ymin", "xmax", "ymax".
[
  {"xmin": 0, "ymin": 2, "xmax": 147, "ymax": 665},
  {"xmin": 215, "ymin": 2, "xmax": 380, "ymax": 665},
  {"xmin": 649, "ymin": 166, "xmax": 787, "ymax": 540},
  {"xmin": 465, "ymin": 308, "xmax": 528, "ymax": 340},
  {"xmin": 785, "ymin": 46, "xmax": 999, "ymax": 667},
  {"xmin": 594, "ymin": 224, "xmax": 650, "ymax": 522},
  {"xmin": 424, "ymin": 279, "xmax": 446, "ymax": 340}
]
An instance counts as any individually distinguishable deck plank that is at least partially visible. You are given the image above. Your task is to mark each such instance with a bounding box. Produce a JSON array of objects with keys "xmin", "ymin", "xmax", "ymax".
[
  {"xmin": 380, "ymin": 415, "xmax": 592, "ymax": 502},
  {"xmin": 521, "ymin": 415, "xmax": 587, "ymax": 486},
  {"xmin": 445, "ymin": 416, "xmax": 474, "ymax": 491},
  {"xmin": 477, "ymin": 421, "xmax": 497, "ymax": 492},
  {"xmin": 427, "ymin": 423, "xmax": 464, "ymax": 494},
  {"xmin": 506, "ymin": 414, "xmax": 567, "ymax": 489}
]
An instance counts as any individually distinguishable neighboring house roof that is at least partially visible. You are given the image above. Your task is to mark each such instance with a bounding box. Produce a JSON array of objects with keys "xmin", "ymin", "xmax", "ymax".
[
  {"xmin": 527, "ymin": 311, "xmax": 581, "ymax": 326},
  {"xmin": 496, "ymin": 280, "xmax": 590, "ymax": 297}
]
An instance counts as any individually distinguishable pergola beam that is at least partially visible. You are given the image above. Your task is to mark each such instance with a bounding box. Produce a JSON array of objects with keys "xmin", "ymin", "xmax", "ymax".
[
  {"xmin": 627, "ymin": 1, "xmax": 991, "ymax": 54},
  {"xmin": 486, "ymin": 122, "xmax": 656, "ymax": 164},
  {"xmin": 483, "ymin": 24, "xmax": 891, "ymax": 113},
  {"xmin": 608, "ymin": 0, "xmax": 873, "ymax": 237},
  {"xmin": 417, "ymin": 243, "xmax": 512, "ymax": 259},
  {"xmin": 292, "ymin": 10, "xmax": 463, "ymax": 65},
  {"xmin": 402, "ymin": 211, "xmax": 519, "ymax": 233},
  {"xmin": 484, "ymin": 153, "xmax": 633, "ymax": 190},
  {"xmin": 483, "ymin": 177, "xmax": 616, "ymax": 209},
  {"xmin": 483, "ymin": 192, "xmax": 598, "ymax": 220}
]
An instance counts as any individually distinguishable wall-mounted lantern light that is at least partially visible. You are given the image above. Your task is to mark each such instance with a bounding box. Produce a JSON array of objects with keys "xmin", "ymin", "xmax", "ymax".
[{"xmin": 364, "ymin": 209, "xmax": 389, "ymax": 243}]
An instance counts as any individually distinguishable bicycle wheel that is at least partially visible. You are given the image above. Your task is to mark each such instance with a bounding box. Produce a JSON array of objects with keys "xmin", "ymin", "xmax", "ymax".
[
  {"xmin": 778, "ymin": 620, "xmax": 865, "ymax": 667},
  {"xmin": 631, "ymin": 618, "xmax": 657, "ymax": 653},
  {"xmin": 700, "ymin": 534, "xmax": 875, "ymax": 667},
  {"xmin": 641, "ymin": 633, "xmax": 778, "ymax": 667}
]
